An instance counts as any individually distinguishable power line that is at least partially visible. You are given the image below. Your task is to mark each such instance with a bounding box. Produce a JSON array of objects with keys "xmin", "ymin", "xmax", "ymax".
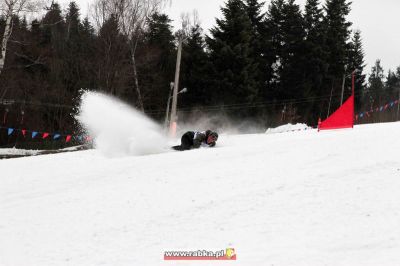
[{"xmin": 0, "ymin": 86, "xmax": 396, "ymax": 115}]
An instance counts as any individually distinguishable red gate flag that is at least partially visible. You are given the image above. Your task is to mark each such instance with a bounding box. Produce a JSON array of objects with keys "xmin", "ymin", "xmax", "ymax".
[
  {"xmin": 319, "ymin": 70, "xmax": 356, "ymax": 131},
  {"xmin": 318, "ymin": 95, "xmax": 354, "ymax": 130}
]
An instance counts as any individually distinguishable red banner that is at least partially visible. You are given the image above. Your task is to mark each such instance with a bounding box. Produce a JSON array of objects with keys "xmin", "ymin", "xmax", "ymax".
[{"xmin": 319, "ymin": 95, "xmax": 354, "ymax": 130}]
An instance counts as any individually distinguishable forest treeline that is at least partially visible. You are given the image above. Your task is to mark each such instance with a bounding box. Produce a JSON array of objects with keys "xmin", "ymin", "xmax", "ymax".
[{"xmin": 0, "ymin": 0, "xmax": 399, "ymax": 148}]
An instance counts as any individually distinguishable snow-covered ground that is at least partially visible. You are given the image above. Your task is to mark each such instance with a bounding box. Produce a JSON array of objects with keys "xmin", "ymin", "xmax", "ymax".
[
  {"xmin": 0, "ymin": 148, "xmax": 40, "ymax": 156},
  {"xmin": 1, "ymin": 121, "xmax": 400, "ymax": 266}
]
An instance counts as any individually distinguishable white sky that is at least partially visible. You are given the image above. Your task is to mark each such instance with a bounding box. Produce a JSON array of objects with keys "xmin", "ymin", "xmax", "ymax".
[{"xmin": 61, "ymin": 0, "xmax": 400, "ymax": 74}]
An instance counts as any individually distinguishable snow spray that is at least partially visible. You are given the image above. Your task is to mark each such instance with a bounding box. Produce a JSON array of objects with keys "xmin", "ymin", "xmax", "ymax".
[{"xmin": 76, "ymin": 91, "xmax": 167, "ymax": 157}]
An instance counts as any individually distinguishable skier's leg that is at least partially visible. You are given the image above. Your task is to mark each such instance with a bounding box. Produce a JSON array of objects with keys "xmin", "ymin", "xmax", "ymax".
[
  {"xmin": 180, "ymin": 133, "xmax": 193, "ymax": 150},
  {"xmin": 172, "ymin": 145, "xmax": 184, "ymax": 151},
  {"xmin": 171, "ymin": 132, "xmax": 193, "ymax": 151}
]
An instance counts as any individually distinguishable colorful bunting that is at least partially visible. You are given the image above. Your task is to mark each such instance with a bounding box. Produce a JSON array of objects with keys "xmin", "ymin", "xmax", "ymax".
[
  {"xmin": 357, "ymin": 97, "xmax": 400, "ymax": 121},
  {"xmin": 1, "ymin": 126, "xmax": 91, "ymax": 144}
]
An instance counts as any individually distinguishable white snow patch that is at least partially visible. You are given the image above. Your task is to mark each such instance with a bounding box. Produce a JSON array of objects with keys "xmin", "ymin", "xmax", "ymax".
[
  {"xmin": 76, "ymin": 91, "xmax": 167, "ymax": 157},
  {"xmin": 0, "ymin": 148, "xmax": 40, "ymax": 156},
  {"xmin": 266, "ymin": 123, "xmax": 312, "ymax": 134}
]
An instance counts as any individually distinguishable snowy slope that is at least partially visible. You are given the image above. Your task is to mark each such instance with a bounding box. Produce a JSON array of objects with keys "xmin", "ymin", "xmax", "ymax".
[{"xmin": 1, "ymin": 122, "xmax": 400, "ymax": 266}]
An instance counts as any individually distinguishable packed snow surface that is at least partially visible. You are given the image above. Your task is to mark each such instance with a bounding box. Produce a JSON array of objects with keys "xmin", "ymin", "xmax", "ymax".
[{"xmin": 1, "ymin": 122, "xmax": 400, "ymax": 266}]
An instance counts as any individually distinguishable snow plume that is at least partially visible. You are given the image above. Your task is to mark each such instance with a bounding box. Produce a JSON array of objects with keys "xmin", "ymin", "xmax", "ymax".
[
  {"xmin": 76, "ymin": 91, "xmax": 166, "ymax": 157},
  {"xmin": 176, "ymin": 111, "xmax": 267, "ymax": 136}
]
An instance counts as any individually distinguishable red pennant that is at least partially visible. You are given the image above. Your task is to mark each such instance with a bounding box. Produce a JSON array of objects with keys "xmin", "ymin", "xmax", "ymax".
[
  {"xmin": 66, "ymin": 135, "xmax": 72, "ymax": 143},
  {"xmin": 22, "ymin": 129, "xmax": 26, "ymax": 137},
  {"xmin": 319, "ymin": 95, "xmax": 354, "ymax": 130},
  {"xmin": 42, "ymin": 132, "xmax": 49, "ymax": 139},
  {"xmin": 85, "ymin": 136, "xmax": 92, "ymax": 142}
]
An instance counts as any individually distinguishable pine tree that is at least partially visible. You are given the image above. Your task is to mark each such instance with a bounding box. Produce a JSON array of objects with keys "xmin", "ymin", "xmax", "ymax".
[
  {"xmin": 347, "ymin": 30, "xmax": 366, "ymax": 110},
  {"xmin": 206, "ymin": 0, "xmax": 259, "ymax": 116},
  {"xmin": 266, "ymin": 0, "xmax": 285, "ymax": 86},
  {"xmin": 180, "ymin": 24, "xmax": 211, "ymax": 107},
  {"xmin": 64, "ymin": 2, "xmax": 82, "ymax": 95},
  {"xmin": 139, "ymin": 12, "xmax": 175, "ymax": 117},
  {"xmin": 385, "ymin": 69, "xmax": 400, "ymax": 102},
  {"xmin": 323, "ymin": 0, "xmax": 352, "ymax": 87},
  {"xmin": 80, "ymin": 17, "xmax": 97, "ymax": 89},
  {"xmin": 65, "ymin": 2, "xmax": 80, "ymax": 40},
  {"xmin": 264, "ymin": 0, "xmax": 309, "ymax": 123},
  {"xmin": 368, "ymin": 59, "xmax": 385, "ymax": 106},
  {"xmin": 279, "ymin": 0, "xmax": 306, "ymax": 100},
  {"xmin": 244, "ymin": 0, "xmax": 271, "ymax": 102},
  {"xmin": 266, "ymin": 0, "xmax": 306, "ymax": 96},
  {"xmin": 145, "ymin": 12, "xmax": 175, "ymax": 70},
  {"xmin": 302, "ymin": 0, "xmax": 328, "ymax": 123},
  {"xmin": 97, "ymin": 14, "xmax": 131, "ymax": 96},
  {"xmin": 41, "ymin": 2, "xmax": 65, "ymax": 47}
]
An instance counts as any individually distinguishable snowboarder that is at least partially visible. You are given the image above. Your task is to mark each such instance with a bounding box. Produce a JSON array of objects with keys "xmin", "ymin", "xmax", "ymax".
[{"xmin": 172, "ymin": 130, "xmax": 219, "ymax": 151}]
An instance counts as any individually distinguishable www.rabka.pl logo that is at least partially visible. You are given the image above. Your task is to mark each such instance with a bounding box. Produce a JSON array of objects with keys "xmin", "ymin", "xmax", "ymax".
[{"xmin": 164, "ymin": 248, "xmax": 236, "ymax": 261}]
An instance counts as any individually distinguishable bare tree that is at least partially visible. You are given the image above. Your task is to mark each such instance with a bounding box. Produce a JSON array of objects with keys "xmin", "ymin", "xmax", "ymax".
[
  {"xmin": 92, "ymin": 0, "xmax": 170, "ymax": 112},
  {"xmin": 0, "ymin": 0, "xmax": 41, "ymax": 75},
  {"xmin": 0, "ymin": 0, "xmax": 42, "ymax": 101}
]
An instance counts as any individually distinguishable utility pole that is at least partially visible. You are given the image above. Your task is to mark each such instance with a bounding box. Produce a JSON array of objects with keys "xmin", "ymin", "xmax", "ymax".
[
  {"xmin": 169, "ymin": 15, "xmax": 190, "ymax": 137},
  {"xmin": 340, "ymin": 73, "xmax": 346, "ymax": 105},
  {"xmin": 327, "ymin": 81, "xmax": 334, "ymax": 118},
  {"xmin": 340, "ymin": 65, "xmax": 348, "ymax": 105},
  {"xmin": 397, "ymin": 89, "xmax": 400, "ymax": 121},
  {"xmin": 164, "ymin": 82, "xmax": 174, "ymax": 129},
  {"xmin": 169, "ymin": 34, "xmax": 183, "ymax": 137}
]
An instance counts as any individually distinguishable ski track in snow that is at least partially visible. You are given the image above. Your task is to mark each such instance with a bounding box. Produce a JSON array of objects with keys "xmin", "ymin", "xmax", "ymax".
[{"xmin": 1, "ymin": 122, "xmax": 400, "ymax": 266}]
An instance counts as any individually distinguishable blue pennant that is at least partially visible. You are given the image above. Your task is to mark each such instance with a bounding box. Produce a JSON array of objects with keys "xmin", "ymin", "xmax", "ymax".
[
  {"xmin": 8, "ymin": 128, "xmax": 14, "ymax": 136},
  {"xmin": 32, "ymin": 132, "xmax": 38, "ymax": 139}
]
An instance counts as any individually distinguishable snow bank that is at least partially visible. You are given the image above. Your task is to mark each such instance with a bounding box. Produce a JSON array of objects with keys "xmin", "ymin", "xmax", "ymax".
[
  {"xmin": 0, "ymin": 148, "xmax": 40, "ymax": 156},
  {"xmin": 76, "ymin": 92, "xmax": 166, "ymax": 157},
  {"xmin": 266, "ymin": 123, "xmax": 312, "ymax": 134}
]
